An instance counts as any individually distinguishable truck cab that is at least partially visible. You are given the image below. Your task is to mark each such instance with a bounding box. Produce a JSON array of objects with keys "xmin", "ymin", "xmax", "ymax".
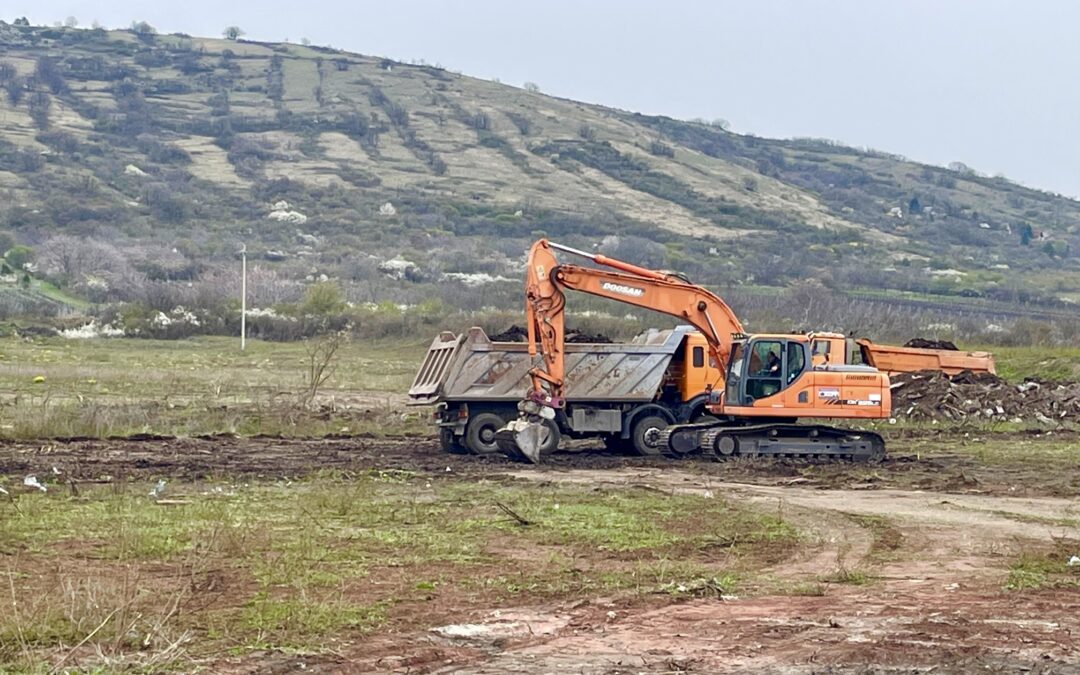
[{"xmin": 665, "ymin": 331, "xmax": 724, "ymax": 404}]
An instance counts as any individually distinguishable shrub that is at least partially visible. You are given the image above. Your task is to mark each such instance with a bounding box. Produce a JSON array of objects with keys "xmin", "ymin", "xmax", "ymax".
[
  {"xmin": 5, "ymin": 245, "xmax": 34, "ymax": 270},
  {"xmin": 302, "ymin": 281, "xmax": 347, "ymax": 316},
  {"xmin": 649, "ymin": 140, "xmax": 674, "ymax": 157}
]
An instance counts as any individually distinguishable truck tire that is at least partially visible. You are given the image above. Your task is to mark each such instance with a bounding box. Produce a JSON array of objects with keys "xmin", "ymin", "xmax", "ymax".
[
  {"xmin": 631, "ymin": 415, "xmax": 668, "ymax": 456},
  {"xmin": 464, "ymin": 412, "xmax": 507, "ymax": 455},
  {"xmin": 439, "ymin": 428, "xmax": 468, "ymax": 454}
]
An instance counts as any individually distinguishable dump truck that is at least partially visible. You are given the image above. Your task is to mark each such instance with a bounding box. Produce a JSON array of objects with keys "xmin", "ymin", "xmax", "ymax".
[{"xmin": 407, "ymin": 325, "xmax": 724, "ymax": 455}]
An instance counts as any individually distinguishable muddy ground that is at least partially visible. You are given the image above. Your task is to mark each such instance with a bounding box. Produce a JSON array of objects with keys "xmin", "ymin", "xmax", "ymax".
[
  {"xmin": 4, "ymin": 430, "xmax": 1079, "ymax": 498},
  {"xmin": 3, "ymin": 431, "xmax": 1080, "ymax": 673}
]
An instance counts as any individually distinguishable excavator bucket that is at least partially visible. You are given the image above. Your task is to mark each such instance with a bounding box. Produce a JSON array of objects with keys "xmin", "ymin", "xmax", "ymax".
[{"xmin": 494, "ymin": 418, "xmax": 545, "ymax": 463}]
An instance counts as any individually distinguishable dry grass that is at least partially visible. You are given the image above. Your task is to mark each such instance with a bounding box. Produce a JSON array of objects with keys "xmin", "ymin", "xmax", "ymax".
[{"xmin": 0, "ymin": 335, "xmax": 425, "ymax": 438}]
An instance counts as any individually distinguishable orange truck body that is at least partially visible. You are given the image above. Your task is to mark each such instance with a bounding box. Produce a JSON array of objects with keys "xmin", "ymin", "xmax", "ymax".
[
  {"xmin": 808, "ymin": 333, "xmax": 995, "ymax": 376},
  {"xmin": 854, "ymin": 339, "xmax": 996, "ymax": 376}
]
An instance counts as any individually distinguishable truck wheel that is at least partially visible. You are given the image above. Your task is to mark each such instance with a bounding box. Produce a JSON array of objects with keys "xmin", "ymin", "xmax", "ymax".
[
  {"xmin": 631, "ymin": 415, "xmax": 668, "ymax": 456},
  {"xmin": 439, "ymin": 428, "xmax": 468, "ymax": 454},
  {"xmin": 465, "ymin": 412, "xmax": 506, "ymax": 455}
]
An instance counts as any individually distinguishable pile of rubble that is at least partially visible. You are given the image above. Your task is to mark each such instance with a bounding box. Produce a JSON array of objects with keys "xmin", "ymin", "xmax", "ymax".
[
  {"xmin": 904, "ymin": 338, "xmax": 958, "ymax": 350},
  {"xmin": 489, "ymin": 326, "xmax": 613, "ymax": 344},
  {"xmin": 890, "ymin": 370, "xmax": 1080, "ymax": 425}
]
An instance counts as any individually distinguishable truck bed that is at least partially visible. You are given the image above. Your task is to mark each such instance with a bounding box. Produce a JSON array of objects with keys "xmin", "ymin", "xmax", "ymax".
[
  {"xmin": 856, "ymin": 340, "xmax": 996, "ymax": 375},
  {"xmin": 408, "ymin": 326, "xmax": 695, "ymax": 405}
]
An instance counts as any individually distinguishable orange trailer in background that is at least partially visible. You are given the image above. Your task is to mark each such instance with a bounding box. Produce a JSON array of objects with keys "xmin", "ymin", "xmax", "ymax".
[{"xmin": 807, "ymin": 333, "xmax": 995, "ymax": 375}]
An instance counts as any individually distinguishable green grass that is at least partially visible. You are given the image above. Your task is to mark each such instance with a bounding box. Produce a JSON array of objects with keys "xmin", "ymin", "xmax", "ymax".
[
  {"xmin": 31, "ymin": 279, "xmax": 94, "ymax": 311},
  {"xmin": 240, "ymin": 595, "xmax": 386, "ymax": 649},
  {"xmin": 821, "ymin": 567, "xmax": 874, "ymax": 585},
  {"xmin": 0, "ymin": 472, "xmax": 798, "ymax": 670},
  {"xmin": 894, "ymin": 434, "xmax": 1080, "ymax": 470},
  {"xmin": 1004, "ymin": 539, "xmax": 1080, "ymax": 591},
  {"xmin": 0, "ymin": 335, "xmax": 427, "ymax": 438},
  {"xmin": 990, "ymin": 345, "xmax": 1080, "ymax": 383}
]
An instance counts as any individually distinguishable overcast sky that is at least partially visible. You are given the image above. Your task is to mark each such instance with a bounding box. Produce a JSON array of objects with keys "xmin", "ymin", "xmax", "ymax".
[{"xmin": 9, "ymin": 1, "xmax": 1080, "ymax": 197}]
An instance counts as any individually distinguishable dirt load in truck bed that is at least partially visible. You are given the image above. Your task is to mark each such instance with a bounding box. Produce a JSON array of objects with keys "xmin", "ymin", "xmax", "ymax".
[
  {"xmin": 489, "ymin": 325, "xmax": 613, "ymax": 343},
  {"xmin": 904, "ymin": 337, "xmax": 959, "ymax": 350}
]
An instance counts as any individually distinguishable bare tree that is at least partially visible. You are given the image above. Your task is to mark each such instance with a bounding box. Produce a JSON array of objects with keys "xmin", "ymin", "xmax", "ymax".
[
  {"xmin": 299, "ymin": 330, "xmax": 348, "ymax": 408},
  {"xmin": 36, "ymin": 235, "xmax": 135, "ymax": 294}
]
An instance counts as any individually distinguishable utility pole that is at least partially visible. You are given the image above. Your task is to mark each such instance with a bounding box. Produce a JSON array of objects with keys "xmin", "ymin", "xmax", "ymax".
[{"xmin": 240, "ymin": 243, "xmax": 247, "ymax": 351}]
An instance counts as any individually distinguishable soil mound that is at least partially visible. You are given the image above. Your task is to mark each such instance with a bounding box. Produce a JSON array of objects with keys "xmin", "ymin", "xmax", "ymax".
[
  {"xmin": 490, "ymin": 326, "xmax": 613, "ymax": 344},
  {"xmin": 904, "ymin": 338, "xmax": 959, "ymax": 351}
]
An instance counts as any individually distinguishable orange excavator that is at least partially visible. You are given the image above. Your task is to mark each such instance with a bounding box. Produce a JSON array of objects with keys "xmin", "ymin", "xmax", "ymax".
[{"xmin": 495, "ymin": 239, "xmax": 891, "ymax": 463}]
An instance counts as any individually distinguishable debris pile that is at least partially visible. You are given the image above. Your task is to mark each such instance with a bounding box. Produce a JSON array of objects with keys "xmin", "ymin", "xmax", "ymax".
[
  {"xmin": 890, "ymin": 370, "xmax": 1080, "ymax": 424},
  {"xmin": 566, "ymin": 331, "xmax": 614, "ymax": 344},
  {"xmin": 904, "ymin": 338, "xmax": 959, "ymax": 351},
  {"xmin": 489, "ymin": 325, "xmax": 528, "ymax": 342},
  {"xmin": 490, "ymin": 325, "xmax": 613, "ymax": 344}
]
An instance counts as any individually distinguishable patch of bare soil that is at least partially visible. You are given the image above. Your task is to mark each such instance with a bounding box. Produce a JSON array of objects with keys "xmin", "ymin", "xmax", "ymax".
[
  {"xmin": 405, "ymin": 470, "xmax": 1080, "ymax": 674},
  {"xmin": 438, "ymin": 587, "xmax": 1079, "ymax": 674}
]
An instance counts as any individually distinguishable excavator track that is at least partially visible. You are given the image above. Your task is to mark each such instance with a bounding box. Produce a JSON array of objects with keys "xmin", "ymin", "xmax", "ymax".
[{"xmin": 660, "ymin": 422, "xmax": 885, "ymax": 463}]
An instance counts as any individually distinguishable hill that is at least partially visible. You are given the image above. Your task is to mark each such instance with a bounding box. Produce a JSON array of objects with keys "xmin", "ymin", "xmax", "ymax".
[{"xmin": 0, "ymin": 20, "xmax": 1078, "ymax": 339}]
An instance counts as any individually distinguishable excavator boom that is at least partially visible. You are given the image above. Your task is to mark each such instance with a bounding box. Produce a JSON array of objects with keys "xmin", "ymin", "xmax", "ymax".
[
  {"xmin": 520, "ymin": 239, "xmax": 742, "ymax": 405},
  {"xmin": 502, "ymin": 239, "xmax": 743, "ymax": 461}
]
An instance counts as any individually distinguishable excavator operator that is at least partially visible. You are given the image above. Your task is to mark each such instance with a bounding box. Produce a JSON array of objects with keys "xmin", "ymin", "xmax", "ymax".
[{"xmin": 765, "ymin": 348, "xmax": 781, "ymax": 376}]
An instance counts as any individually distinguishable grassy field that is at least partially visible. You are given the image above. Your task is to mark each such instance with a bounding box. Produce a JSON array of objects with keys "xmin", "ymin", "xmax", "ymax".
[
  {"xmin": 0, "ymin": 471, "xmax": 794, "ymax": 671},
  {"xmin": 0, "ymin": 335, "xmax": 427, "ymax": 439},
  {"xmin": 0, "ymin": 335, "xmax": 1075, "ymax": 439},
  {"xmin": 985, "ymin": 344, "xmax": 1080, "ymax": 382},
  {"xmin": 0, "ymin": 336, "xmax": 1077, "ymax": 671}
]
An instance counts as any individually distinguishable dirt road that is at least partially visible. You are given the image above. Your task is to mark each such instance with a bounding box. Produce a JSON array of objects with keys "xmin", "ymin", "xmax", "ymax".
[
  {"xmin": 2, "ymin": 432, "xmax": 1078, "ymax": 673},
  {"xmin": 455, "ymin": 467, "xmax": 1080, "ymax": 673}
]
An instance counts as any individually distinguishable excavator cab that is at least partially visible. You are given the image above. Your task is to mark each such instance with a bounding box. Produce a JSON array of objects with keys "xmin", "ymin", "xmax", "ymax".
[{"xmin": 724, "ymin": 337, "xmax": 808, "ymax": 406}]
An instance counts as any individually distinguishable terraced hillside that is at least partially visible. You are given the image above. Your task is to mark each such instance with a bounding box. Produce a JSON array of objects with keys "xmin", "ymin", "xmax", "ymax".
[{"xmin": 0, "ymin": 21, "xmax": 1079, "ymax": 316}]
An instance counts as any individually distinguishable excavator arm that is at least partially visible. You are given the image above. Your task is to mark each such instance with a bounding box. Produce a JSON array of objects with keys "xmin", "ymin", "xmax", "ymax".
[{"xmin": 504, "ymin": 239, "xmax": 744, "ymax": 460}]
